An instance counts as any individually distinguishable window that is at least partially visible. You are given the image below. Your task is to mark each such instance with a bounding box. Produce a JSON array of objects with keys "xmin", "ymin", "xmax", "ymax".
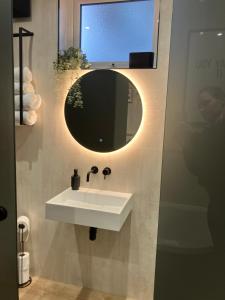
[{"xmin": 80, "ymin": 0, "xmax": 155, "ymax": 68}]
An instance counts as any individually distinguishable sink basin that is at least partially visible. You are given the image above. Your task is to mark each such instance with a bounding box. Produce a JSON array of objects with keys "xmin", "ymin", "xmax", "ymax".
[{"xmin": 45, "ymin": 188, "xmax": 133, "ymax": 231}]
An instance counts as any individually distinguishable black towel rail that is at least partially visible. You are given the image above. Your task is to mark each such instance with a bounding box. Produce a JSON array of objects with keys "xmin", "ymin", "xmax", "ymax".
[{"xmin": 13, "ymin": 27, "xmax": 34, "ymax": 125}]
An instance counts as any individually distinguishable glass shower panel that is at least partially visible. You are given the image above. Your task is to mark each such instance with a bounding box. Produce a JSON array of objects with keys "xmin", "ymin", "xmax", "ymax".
[
  {"xmin": 0, "ymin": 0, "xmax": 18, "ymax": 299},
  {"xmin": 154, "ymin": 0, "xmax": 225, "ymax": 299}
]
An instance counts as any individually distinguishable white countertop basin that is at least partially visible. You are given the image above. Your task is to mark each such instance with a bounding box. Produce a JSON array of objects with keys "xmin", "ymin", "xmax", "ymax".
[{"xmin": 45, "ymin": 188, "xmax": 133, "ymax": 231}]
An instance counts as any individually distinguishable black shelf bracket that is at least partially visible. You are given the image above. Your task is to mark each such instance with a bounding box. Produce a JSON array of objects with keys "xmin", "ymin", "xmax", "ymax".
[{"xmin": 13, "ymin": 27, "xmax": 34, "ymax": 125}]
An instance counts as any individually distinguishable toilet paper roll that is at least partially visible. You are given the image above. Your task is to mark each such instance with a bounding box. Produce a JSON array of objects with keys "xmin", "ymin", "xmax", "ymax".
[
  {"xmin": 18, "ymin": 252, "xmax": 30, "ymax": 285},
  {"xmin": 17, "ymin": 216, "xmax": 30, "ymax": 234}
]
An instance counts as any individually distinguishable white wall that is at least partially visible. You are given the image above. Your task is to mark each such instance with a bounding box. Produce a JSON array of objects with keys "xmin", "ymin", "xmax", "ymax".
[{"xmin": 14, "ymin": 0, "xmax": 173, "ymax": 299}]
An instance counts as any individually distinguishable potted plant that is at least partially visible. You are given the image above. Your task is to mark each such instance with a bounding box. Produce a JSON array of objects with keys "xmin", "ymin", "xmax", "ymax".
[{"xmin": 53, "ymin": 47, "xmax": 91, "ymax": 108}]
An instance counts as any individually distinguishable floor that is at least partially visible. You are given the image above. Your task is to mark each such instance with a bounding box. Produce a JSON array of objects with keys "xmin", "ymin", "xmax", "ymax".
[{"xmin": 19, "ymin": 277, "xmax": 135, "ymax": 300}]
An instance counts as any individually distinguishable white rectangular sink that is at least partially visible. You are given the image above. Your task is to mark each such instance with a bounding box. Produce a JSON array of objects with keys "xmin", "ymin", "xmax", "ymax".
[{"xmin": 45, "ymin": 188, "xmax": 133, "ymax": 231}]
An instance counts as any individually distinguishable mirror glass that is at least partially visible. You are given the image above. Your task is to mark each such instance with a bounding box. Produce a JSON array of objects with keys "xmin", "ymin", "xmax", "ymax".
[
  {"xmin": 65, "ymin": 70, "xmax": 143, "ymax": 152},
  {"xmin": 59, "ymin": 0, "xmax": 160, "ymax": 69}
]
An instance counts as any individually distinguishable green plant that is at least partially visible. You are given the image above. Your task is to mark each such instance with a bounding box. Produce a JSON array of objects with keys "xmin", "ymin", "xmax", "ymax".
[
  {"xmin": 53, "ymin": 47, "xmax": 91, "ymax": 108},
  {"xmin": 67, "ymin": 79, "xmax": 83, "ymax": 108},
  {"xmin": 53, "ymin": 47, "xmax": 90, "ymax": 72}
]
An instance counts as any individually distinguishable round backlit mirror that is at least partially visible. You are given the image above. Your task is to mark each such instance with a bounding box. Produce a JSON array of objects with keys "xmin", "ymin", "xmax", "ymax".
[{"xmin": 65, "ymin": 70, "xmax": 142, "ymax": 152}]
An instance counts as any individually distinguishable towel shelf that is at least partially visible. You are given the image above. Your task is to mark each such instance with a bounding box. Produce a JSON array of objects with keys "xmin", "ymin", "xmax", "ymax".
[{"xmin": 13, "ymin": 27, "xmax": 34, "ymax": 125}]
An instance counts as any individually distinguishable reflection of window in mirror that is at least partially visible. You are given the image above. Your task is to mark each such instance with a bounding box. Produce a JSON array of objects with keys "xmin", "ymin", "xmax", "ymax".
[{"xmin": 59, "ymin": 0, "xmax": 160, "ymax": 69}]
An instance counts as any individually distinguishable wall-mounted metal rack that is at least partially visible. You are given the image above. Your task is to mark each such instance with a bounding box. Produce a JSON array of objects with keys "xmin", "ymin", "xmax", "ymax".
[{"xmin": 13, "ymin": 27, "xmax": 34, "ymax": 125}]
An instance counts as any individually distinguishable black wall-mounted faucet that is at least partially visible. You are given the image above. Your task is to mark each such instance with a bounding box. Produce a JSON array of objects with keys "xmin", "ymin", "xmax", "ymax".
[
  {"xmin": 86, "ymin": 166, "xmax": 99, "ymax": 182},
  {"xmin": 102, "ymin": 167, "xmax": 111, "ymax": 179}
]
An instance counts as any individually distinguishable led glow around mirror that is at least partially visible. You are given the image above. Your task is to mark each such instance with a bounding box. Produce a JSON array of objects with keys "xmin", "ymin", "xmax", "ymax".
[{"xmin": 64, "ymin": 70, "xmax": 143, "ymax": 153}]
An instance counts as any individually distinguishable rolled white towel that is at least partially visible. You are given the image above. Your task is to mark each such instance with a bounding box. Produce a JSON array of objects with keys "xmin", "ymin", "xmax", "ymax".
[
  {"xmin": 15, "ymin": 94, "xmax": 42, "ymax": 111},
  {"xmin": 15, "ymin": 110, "xmax": 37, "ymax": 126},
  {"xmin": 14, "ymin": 67, "xmax": 32, "ymax": 83},
  {"xmin": 14, "ymin": 82, "xmax": 35, "ymax": 95}
]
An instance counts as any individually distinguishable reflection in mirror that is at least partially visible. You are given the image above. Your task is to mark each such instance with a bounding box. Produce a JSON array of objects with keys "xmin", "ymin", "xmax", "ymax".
[
  {"xmin": 59, "ymin": 0, "xmax": 160, "ymax": 69},
  {"xmin": 65, "ymin": 70, "xmax": 142, "ymax": 152}
]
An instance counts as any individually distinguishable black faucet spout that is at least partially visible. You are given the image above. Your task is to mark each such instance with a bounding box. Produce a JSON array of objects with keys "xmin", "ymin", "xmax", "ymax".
[
  {"xmin": 86, "ymin": 171, "xmax": 92, "ymax": 182},
  {"xmin": 86, "ymin": 166, "xmax": 99, "ymax": 182}
]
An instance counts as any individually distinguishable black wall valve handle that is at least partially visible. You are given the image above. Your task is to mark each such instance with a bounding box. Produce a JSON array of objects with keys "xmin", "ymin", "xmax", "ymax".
[
  {"xmin": 0, "ymin": 207, "xmax": 8, "ymax": 221},
  {"xmin": 102, "ymin": 167, "xmax": 111, "ymax": 179},
  {"xmin": 91, "ymin": 166, "xmax": 99, "ymax": 174}
]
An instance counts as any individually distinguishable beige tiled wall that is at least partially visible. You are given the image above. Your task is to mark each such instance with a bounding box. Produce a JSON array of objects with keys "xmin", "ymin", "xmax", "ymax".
[{"xmin": 14, "ymin": 0, "xmax": 173, "ymax": 299}]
